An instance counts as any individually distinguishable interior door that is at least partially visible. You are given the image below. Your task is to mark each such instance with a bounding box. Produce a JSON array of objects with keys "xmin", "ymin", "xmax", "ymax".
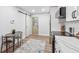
[{"xmin": 32, "ymin": 17, "xmax": 38, "ymax": 35}]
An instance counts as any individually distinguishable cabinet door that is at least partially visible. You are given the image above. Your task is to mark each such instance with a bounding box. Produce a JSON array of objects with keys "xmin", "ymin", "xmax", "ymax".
[
  {"xmin": 66, "ymin": 7, "xmax": 77, "ymax": 21},
  {"xmin": 77, "ymin": 7, "xmax": 79, "ymax": 20}
]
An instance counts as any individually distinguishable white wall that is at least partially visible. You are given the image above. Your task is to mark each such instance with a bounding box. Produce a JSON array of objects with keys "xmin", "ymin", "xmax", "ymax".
[
  {"xmin": 32, "ymin": 14, "xmax": 50, "ymax": 36},
  {"xmin": 25, "ymin": 15, "xmax": 32, "ymax": 37},
  {"xmin": 15, "ymin": 11, "xmax": 26, "ymax": 38},
  {"xmin": 0, "ymin": 6, "xmax": 26, "ymax": 47},
  {"xmin": 50, "ymin": 7, "xmax": 61, "ymax": 31},
  {"xmin": 65, "ymin": 21, "xmax": 79, "ymax": 35},
  {"xmin": 65, "ymin": 7, "xmax": 79, "ymax": 35}
]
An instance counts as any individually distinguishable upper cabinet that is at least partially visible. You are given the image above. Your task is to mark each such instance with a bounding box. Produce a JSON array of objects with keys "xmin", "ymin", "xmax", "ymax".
[
  {"xmin": 66, "ymin": 7, "xmax": 79, "ymax": 21},
  {"xmin": 58, "ymin": 7, "xmax": 66, "ymax": 19}
]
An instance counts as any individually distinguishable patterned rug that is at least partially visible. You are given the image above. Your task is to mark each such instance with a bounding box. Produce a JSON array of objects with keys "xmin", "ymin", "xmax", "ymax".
[{"xmin": 15, "ymin": 39, "xmax": 46, "ymax": 53}]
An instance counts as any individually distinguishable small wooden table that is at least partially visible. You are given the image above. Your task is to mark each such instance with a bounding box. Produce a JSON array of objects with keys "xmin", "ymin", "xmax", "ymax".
[{"xmin": 1, "ymin": 31, "xmax": 22, "ymax": 53}]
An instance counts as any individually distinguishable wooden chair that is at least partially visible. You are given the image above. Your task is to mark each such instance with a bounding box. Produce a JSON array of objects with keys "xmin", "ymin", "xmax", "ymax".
[
  {"xmin": 1, "ymin": 35, "xmax": 13, "ymax": 53},
  {"xmin": 15, "ymin": 31, "xmax": 22, "ymax": 46}
]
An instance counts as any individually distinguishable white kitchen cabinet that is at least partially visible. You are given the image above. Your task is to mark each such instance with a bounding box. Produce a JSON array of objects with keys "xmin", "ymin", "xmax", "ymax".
[
  {"xmin": 77, "ymin": 7, "xmax": 79, "ymax": 20},
  {"xmin": 55, "ymin": 36, "xmax": 79, "ymax": 53},
  {"xmin": 66, "ymin": 7, "xmax": 78, "ymax": 21}
]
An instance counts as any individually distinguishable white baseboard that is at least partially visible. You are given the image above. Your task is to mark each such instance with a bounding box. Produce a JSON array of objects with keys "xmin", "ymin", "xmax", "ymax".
[{"xmin": 38, "ymin": 34, "xmax": 49, "ymax": 36}]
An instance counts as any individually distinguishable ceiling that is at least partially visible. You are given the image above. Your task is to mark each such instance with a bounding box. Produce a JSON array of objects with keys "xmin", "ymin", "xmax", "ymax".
[{"xmin": 16, "ymin": 6, "xmax": 50, "ymax": 14}]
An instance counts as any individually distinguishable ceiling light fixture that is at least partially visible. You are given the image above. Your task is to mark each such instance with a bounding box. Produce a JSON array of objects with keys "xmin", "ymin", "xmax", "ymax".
[
  {"xmin": 32, "ymin": 9, "xmax": 35, "ymax": 12},
  {"xmin": 41, "ymin": 8, "xmax": 45, "ymax": 12}
]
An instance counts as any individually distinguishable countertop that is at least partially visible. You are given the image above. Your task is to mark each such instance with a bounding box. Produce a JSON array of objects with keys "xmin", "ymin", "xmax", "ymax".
[{"xmin": 51, "ymin": 31, "xmax": 75, "ymax": 37}]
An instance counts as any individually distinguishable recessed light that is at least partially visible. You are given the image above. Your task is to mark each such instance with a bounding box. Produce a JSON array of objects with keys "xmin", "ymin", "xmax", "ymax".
[
  {"xmin": 32, "ymin": 9, "xmax": 35, "ymax": 12},
  {"xmin": 41, "ymin": 8, "xmax": 45, "ymax": 12}
]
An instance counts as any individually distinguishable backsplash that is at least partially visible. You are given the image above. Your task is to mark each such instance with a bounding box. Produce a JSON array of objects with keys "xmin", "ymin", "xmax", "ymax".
[{"xmin": 65, "ymin": 21, "xmax": 79, "ymax": 35}]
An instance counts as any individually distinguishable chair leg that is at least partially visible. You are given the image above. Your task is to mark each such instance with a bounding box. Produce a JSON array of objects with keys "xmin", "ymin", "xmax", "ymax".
[
  {"xmin": 17, "ymin": 38, "xmax": 19, "ymax": 46},
  {"xmin": 20, "ymin": 38, "xmax": 22, "ymax": 46},
  {"xmin": 20, "ymin": 40, "xmax": 21, "ymax": 46},
  {"xmin": 18, "ymin": 38, "xmax": 21, "ymax": 46}
]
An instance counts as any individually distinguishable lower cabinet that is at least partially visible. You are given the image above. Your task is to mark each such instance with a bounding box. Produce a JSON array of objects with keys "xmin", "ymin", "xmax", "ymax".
[{"xmin": 54, "ymin": 36, "xmax": 79, "ymax": 53}]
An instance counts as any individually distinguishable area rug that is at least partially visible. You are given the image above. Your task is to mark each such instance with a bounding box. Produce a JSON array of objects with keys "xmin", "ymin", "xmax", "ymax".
[{"xmin": 15, "ymin": 39, "xmax": 46, "ymax": 53}]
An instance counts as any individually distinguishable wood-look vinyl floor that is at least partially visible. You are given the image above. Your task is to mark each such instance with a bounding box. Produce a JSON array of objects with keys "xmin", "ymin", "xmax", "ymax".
[{"xmin": 22, "ymin": 35, "xmax": 52, "ymax": 53}]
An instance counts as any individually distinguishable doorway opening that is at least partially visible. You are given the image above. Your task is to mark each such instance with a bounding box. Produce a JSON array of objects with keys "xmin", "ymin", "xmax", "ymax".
[{"xmin": 32, "ymin": 17, "xmax": 39, "ymax": 35}]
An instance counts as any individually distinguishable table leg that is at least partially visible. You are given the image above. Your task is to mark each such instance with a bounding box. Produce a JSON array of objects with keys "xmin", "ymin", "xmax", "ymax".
[
  {"xmin": 6, "ymin": 37, "xmax": 8, "ymax": 53},
  {"xmin": 13, "ymin": 36, "xmax": 15, "ymax": 52},
  {"xmin": 52, "ymin": 35, "xmax": 55, "ymax": 53},
  {"xmin": 1, "ymin": 36, "xmax": 3, "ymax": 53}
]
